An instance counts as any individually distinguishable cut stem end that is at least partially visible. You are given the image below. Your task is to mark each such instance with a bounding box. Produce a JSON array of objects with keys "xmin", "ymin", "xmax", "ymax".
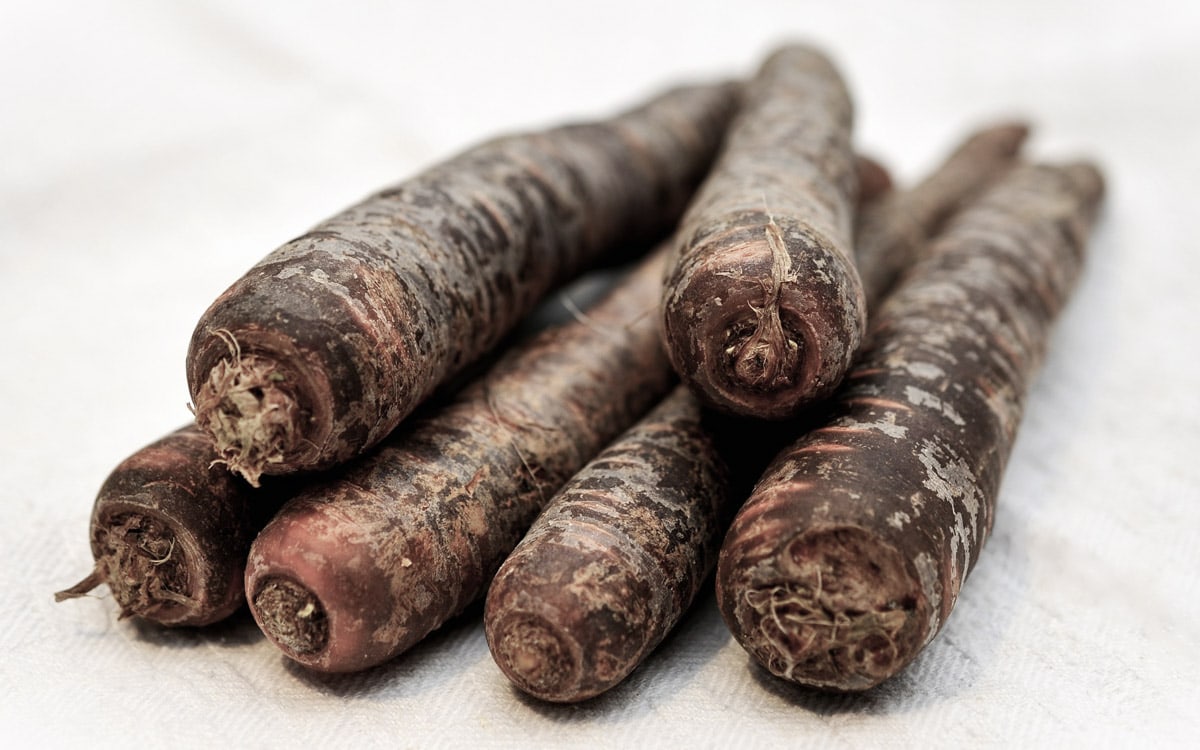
[
  {"xmin": 490, "ymin": 613, "xmax": 581, "ymax": 702},
  {"xmin": 253, "ymin": 577, "xmax": 329, "ymax": 657},
  {"xmin": 739, "ymin": 527, "xmax": 925, "ymax": 691},
  {"xmin": 80, "ymin": 513, "xmax": 195, "ymax": 621},
  {"xmin": 193, "ymin": 353, "xmax": 298, "ymax": 486}
]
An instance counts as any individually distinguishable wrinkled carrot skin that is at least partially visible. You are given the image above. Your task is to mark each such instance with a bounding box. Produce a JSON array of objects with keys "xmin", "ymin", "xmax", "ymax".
[
  {"xmin": 245, "ymin": 250, "xmax": 675, "ymax": 673},
  {"xmin": 484, "ymin": 386, "xmax": 732, "ymax": 702},
  {"xmin": 716, "ymin": 162, "xmax": 1105, "ymax": 691},
  {"xmin": 661, "ymin": 44, "xmax": 861, "ymax": 420},
  {"xmin": 55, "ymin": 425, "xmax": 278, "ymax": 626},
  {"xmin": 855, "ymin": 121, "xmax": 1030, "ymax": 308},
  {"xmin": 187, "ymin": 82, "xmax": 739, "ymax": 485}
]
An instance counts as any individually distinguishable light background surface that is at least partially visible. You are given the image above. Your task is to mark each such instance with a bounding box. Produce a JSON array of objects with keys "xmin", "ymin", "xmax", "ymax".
[{"xmin": 2, "ymin": 1, "xmax": 1198, "ymax": 747}]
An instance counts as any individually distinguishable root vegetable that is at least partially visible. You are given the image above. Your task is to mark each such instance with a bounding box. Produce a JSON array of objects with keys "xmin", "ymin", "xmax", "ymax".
[
  {"xmin": 855, "ymin": 121, "xmax": 1030, "ymax": 307},
  {"xmin": 715, "ymin": 161, "xmax": 1105, "ymax": 691},
  {"xmin": 187, "ymin": 82, "xmax": 739, "ymax": 485},
  {"xmin": 245, "ymin": 249, "xmax": 675, "ymax": 673},
  {"xmin": 661, "ymin": 43, "xmax": 862, "ymax": 420},
  {"xmin": 55, "ymin": 425, "xmax": 280, "ymax": 626},
  {"xmin": 853, "ymin": 155, "xmax": 893, "ymax": 208},
  {"xmin": 484, "ymin": 386, "xmax": 732, "ymax": 702}
]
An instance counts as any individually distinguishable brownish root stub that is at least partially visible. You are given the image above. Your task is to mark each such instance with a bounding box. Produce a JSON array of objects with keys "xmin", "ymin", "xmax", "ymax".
[
  {"xmin": 661, "ymin": 43, "xmax": 862, "ymax": 419},
  {"xmin": 245, "ymin": 249, "xmax": 676, "ymax": 673},
  {"xmin": 252, "ymin": 578, "xmax": 328, "ymax": 655},
  {"xmin": 854, "ymin": 155, "xmax": 893, "ymax": 206},
  {"xmin": 187, "ymin": 82, "xmax": 739, "ymax": 485},
  {"xmin": 716, "ymin": 162, "xmax": 1105, "ymax": 691},
  {"xmin": 55, "ymin": 425, "xmax": 279, "ymax": 627},
  {"xmin": 484, "ymin": 386, "xmax": 732, "ymax": 702},
  {"xmin": 854, "ymin": 121, "xmax": 1030, "ymax": 308}
]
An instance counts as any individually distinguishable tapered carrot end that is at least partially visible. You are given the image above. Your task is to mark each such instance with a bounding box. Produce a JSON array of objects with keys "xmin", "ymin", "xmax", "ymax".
[
  {"xmin": 972, "ymin": 120, "xmax": 1032, "ymax": 158},
  {"xmin": 1061, "ymin": 161, "xmax": 1106, "ymax": 205},
  {"xmin": 54, "ymin": 567, "xmax": 104, "ymax": 603}
]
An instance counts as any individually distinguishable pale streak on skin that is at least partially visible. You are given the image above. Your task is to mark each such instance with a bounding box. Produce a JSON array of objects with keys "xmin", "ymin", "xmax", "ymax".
[
  {"xmin": 791, "ymin": 442, "xmax": 857, "ymax": 455},
  {"xmin": 903, "ymin": 385, "xmax": 966, "ymax": 426},
  {"xmin": 731, "ymin": 206, "xmax": 799, "ymax": 386},
  {"xmin": 843, "ymin": 395, "xmax": 914, "ymax": 412}
]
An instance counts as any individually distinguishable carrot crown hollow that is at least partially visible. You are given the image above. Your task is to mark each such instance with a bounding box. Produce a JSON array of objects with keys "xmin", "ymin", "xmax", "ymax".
[
  {"xmin": 187, "ymin": 82, "xmax": 741, "ymax": 485},
  {"xmin": 715, "ymin": 161, "xmax": 1106, "ymax": 691},
  {"xmin": 661, "ymin": 43, "xmax": 862, "ymax": 419}
]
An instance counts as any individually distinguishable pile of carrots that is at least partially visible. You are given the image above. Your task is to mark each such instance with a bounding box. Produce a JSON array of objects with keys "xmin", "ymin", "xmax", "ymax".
[{"xmin": 58, "ymin": 43, "xmax": 1105, "ymax": 701}]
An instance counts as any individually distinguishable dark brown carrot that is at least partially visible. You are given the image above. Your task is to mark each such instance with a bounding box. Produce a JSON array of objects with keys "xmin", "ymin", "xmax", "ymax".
[
  {"xmin": 855, "ymin": 121, "xmax": 1030, "ymax": 308},
  {"xmin": 715, "ymin": 161, "xmax": 1105, "ymax": 691},
  {"xmin": 245, "ymin": 249, "xmax": 675, "ymax": 673},
  {"xmin": 55, "ymin": 425, "xmax": 281, "ymax": 626},
  {"xmin": 187, "ymin": 82, "xmax": 739, "ymax": 485},
  {"xmin": 854, "ymin": 155, "xmax": 893, "ymax": 208},
  {"xmin": 484, "ymin": 385, "xmax": 733, "ymax": 702},
  {"xmin": 661, "ymin": 43, "xmax": 861, "ymax": 420}
]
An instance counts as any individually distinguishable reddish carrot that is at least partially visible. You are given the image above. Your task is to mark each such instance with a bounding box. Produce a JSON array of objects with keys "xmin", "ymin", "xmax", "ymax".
[
  {"xmin": 245, "ymin": 248, "xmax": 675, "ymax": 673},
  {"xmin": 187, "ymin": 82, "xmax": 739, "ymax": 485},
  {"xmin": 661, "ymin": 43, "xmax": 862, "ymax": 420},
  {"xmin": 855, "ymin": 121, "xmax": 1030, "ymax": 307},
  {"xmin": 715, "ymin": 161, "xmax": 1105, "ymax": 690},
  {"xmin": 484, "ymin": 385, "xmax": 733, "ymax": 702},
  {"xmin": 55, "ymin": 425, "xmax": 281, "ymax": 626}
]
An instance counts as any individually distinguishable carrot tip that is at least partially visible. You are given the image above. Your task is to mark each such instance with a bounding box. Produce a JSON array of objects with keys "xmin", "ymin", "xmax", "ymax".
[{"xmin": 54, "ymin": 567, "xmax": 104, "ymax": 602}]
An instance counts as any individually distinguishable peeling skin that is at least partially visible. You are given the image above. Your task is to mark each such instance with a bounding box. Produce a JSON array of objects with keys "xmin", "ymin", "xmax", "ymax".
[
  {"xmin": 717, "ymin": 162, "xmax": 1105, "ymax": 691},
  {"xmin": 903, "ymin": 361, "xmax": 946, "ymax": 380},
  {"xmin": 246, "ymin": 250, "xmax": 676, "ymax": 673},
  {"xmin": 916, "ymin": 439, "xmax": 983, "ymax": 585},
  {"xmin": 843, "ymin": 414, "xmax": 909, "ymax": 440},
  {"xmin": 188, "ymin": 82, "xmax": 739, "ymax": 483},
  {"xmin": 904, "ymin": 385, "xmax": 966, "ymax": 426}
]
